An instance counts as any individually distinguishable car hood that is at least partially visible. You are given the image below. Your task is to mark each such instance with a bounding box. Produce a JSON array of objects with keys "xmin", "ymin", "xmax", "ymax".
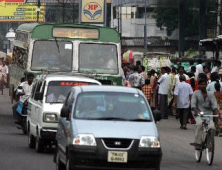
[{"xmin": 73, "ymin": 120, "xmax": 158, "ymax": 139}]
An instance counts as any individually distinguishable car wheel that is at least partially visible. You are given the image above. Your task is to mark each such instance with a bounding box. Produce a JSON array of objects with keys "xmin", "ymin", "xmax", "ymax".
[
  {"xmin": 35, "ymin": 135, "xmax": 44, "ymax": 153},
  {"xmin": 56, "ymin": 153, "xmax": 65, "ymax": 170},
  {"xmin": 28, "ymin": 132, "xmax": 36, "ymax": 149}
]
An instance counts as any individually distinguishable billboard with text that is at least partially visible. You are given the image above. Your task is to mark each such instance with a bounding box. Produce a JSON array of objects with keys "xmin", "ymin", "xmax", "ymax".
[{"xmin": 0, "ymin": 0, "xmax": 45, "ymax": 22}]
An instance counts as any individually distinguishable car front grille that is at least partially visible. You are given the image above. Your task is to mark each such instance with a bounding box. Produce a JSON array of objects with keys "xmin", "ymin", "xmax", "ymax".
[{"xmin": 102, "ymin": 138, "xmax": 133, "ymax": 149}]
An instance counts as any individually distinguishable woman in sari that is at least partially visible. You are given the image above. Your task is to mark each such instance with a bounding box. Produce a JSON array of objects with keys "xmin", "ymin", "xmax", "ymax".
[
  {"xmin": 214, "ymin": 81, "xmax": 222, "ymax": 136},
  {"xmin": 149, "ymin": 69, "xmax": 157, "ymax": 110}
]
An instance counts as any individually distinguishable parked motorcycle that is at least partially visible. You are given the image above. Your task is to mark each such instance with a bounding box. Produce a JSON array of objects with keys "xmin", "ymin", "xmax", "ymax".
[{"xmin": 14, "ymin": 91, "xmax": 29, "ymax": 134}]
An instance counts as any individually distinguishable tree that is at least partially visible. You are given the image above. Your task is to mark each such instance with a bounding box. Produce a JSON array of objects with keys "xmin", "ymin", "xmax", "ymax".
[{"xmin": 152, "ymin": 0, "xmax": 217, "ymax": 37}]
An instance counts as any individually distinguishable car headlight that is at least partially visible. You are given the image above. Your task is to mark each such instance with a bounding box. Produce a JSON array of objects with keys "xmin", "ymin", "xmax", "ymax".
[
  {"xmin": 43, "ymin": 113, "xmax": 58, "ymax": 123},
  {"xmin": 73, "ymin": 134, "xmax": 96, "ymax": 146},
  {"xmin": 139, "ymin": 136, "xmax": 160, "ymax": 148}
]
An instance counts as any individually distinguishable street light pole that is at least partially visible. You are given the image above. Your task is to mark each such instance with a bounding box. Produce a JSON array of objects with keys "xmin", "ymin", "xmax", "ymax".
[{"xmin": 144, "ymin": 0, "xmax": 147, "ymax": 53}]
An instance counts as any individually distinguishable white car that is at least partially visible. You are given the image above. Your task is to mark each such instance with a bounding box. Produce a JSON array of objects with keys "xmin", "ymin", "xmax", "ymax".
[{"xmin": 27, "ymin": 73, "xmax": 101, "ymax": 152}]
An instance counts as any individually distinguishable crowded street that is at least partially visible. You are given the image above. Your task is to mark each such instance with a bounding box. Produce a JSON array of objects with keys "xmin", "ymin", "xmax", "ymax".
[{"xmin": 1, "ymin": 88, "xmax": 222, "ymax": 170}]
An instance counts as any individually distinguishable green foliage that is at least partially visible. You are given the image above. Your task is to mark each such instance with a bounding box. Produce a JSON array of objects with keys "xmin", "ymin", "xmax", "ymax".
[
  {"xmin": 152, "ymin": 0, "xmax": 217, "ymax": 37},
  {"xmin": 184, "ymin": 48, "xmax": 198, "ymax": 58},
  {"xmin": 152, "ymin": 7, "xmax": 178, "ymax": 36}
]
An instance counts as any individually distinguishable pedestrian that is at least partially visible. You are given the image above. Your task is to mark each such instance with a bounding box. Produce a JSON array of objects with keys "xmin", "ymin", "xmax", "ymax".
[
  {"xmin": 187, "ymin": 60, "xmax": 194, "ymax": 72},
  {"xmin": 142, "ymin": 79, "xmax": 153, "ymax": 104},
  {"xmin": 168, "ymin": 67, "xmax": 176, "ymax": 116},
  {"xmin": 157, "ymin": 67, "xmax": 169, "ymax": 119},
  {"xmin": 214, "ymin": 81, "xmax": 222, "ymax": 136},
  {"xmin": 211, "ymin": 60, "xmax": 221, "ymax": 73},
  {"xmin": 0, "ymin": 67, "xmax": 3, "ymax": 94},
  {"xmin": 206, "ymin": 72, "xmax": 222, "ymax": 93},
  {"xmin": 190, "ymin": 66, "xmax": 198, "ymax": 80},
  {"xmin": 196, "ymin": 59, "xmax": 204, "ymax": 74},
  {"xmin": 186, "ymin": 72, "xmax": 198, "ymax": 124},
  {"xmin": 139, "ymin": 65, "xmax": 148, "ymax": 80},
  {"xmin": 129, "ymin": 65, "xmax": 145, "ymax": 90},
  {"xmin": 173, "ymin": 75, "xmax": 193, "ymax": 129},
  {"xmin": 0, "ymin": 60, "xmax": 8, "ymax": 87},
  {"xmin": 203, "ymin": 65, "xmax": 211, "ymax": 82},
  {"xmin": 149, "ymin": 69, "xmax": 157, "ymax": 110},
  {"xmin": 125, "ymin": 65, "xmax": 133, "ymax": 80},
  {"xmin": 174, "ymin": 66, "xmax": 189, "ymax": 88}
]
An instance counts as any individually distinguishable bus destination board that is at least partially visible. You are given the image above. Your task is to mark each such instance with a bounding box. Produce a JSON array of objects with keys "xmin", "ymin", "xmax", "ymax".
[{"xmin": 53, "ymin": 28, "xmax": 99, "ymax": 39}]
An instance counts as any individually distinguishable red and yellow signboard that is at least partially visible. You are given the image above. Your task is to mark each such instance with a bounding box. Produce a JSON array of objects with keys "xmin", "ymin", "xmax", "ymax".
[{"xmin": 0, "ymin": 0, "xmax": 45, "ymax": 22}]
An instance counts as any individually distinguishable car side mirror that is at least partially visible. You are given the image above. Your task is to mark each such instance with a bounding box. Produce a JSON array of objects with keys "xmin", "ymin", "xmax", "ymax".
[
  {"xmin": 60, "ymin": 107, "xmax": 70, "ymax": 120},
  {"xmin": 34, "ymin": 92, "xmax": 43, "ymax": 100},
  {"xmin": 152, "ymin": 110, "xmax": 161, "ymax": 122}
]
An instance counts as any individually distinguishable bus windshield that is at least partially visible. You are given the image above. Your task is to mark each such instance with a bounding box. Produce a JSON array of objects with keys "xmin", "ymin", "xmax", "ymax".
[
  {"xmin": 31, "ymin": 40, "xmax": 73, "ymax": 71},
  {"xmin": 79, "ymin": 43, "xmax": 118, "ymax": 74}
]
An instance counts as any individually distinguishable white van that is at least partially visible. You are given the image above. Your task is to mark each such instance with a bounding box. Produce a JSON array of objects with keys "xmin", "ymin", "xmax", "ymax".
[{"xmin": 27, "ymin": 73, "xmax": 101, "ymax": 152}]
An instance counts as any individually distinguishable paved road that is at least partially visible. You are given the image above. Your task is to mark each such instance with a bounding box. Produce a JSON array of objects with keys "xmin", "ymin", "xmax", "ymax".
[{"xmin": 0, "ymin": 88, "xmax": 222, "ymax": 170}]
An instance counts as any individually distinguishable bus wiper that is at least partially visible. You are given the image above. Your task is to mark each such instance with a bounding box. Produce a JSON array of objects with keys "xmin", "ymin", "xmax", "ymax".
[
  {"xmin": 80, "ymin": 70, "xmax": 97, "ymax": 76},
  {"xmin": 129, "ymin": 119, "xmax": 152, "ymax": 122},
  {"xmin": 54, "ymin": 37, "xmax": 60, "ymax": 56}
]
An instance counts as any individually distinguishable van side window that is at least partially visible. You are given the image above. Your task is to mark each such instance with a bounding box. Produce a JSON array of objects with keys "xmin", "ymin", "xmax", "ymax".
[
  {"xmin": 30, "ymin": 83, "xmax": 37, "ymax": 99},
  {"xmin": 64, "ymin": 91, "xmax": 71, "ymax": 107},
  {"xmin": 64, "ymin": 90, "xmax": 75, "ymax": 107},
  {"xmin": 33, "ymin": 81, "xmax": 43, "ymax": 101}
]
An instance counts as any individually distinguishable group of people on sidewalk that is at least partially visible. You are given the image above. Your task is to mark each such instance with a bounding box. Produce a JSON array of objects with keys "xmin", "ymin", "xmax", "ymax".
[{"xmin": 122, "ymin": 59, "xmax": 222, "ymax": 137}]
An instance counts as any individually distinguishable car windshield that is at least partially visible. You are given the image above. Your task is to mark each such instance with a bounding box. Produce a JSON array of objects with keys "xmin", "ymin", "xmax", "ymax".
[
  {"xmin": 74, "ymin": 92, "xmax": 152, "ymax": 121},
  {"xmin": 79, "ymin": 43, "xmax": 118, "ymax": 74},
  {"xmin": 46, "ymin": 81, "xmax": 99, "ymax": 103},
  {"xmin": 31, "ymin": 40, "xmax": 73, "ymax": 71}
]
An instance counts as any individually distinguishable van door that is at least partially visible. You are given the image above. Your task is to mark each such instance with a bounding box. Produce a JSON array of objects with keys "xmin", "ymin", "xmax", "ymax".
[
  {"xmin": 28, "ymin": 82, "xmax": 37, "ymax": 135},
  {"xmin": 32, "ymin": 81, "xmax": 44, "ymax": 136}
]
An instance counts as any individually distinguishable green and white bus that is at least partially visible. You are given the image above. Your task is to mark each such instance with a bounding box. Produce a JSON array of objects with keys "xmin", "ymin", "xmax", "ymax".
[{"xmin": 10, "ymin": 23, "xmax": 122, "ymax": 95}]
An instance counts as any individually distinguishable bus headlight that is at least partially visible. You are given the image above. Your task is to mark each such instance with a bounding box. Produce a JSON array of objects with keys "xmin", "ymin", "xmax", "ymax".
[
  {"xmin": 73, "ymin": 134, "xmax": 96, "ymax": 146},
  {"xmin": 43, "ymin": 113, "xmax": 58, "ymax": 123},
  {"xmin": 139, "ymin": 136, "xmax": 160, "ymax": 148}
]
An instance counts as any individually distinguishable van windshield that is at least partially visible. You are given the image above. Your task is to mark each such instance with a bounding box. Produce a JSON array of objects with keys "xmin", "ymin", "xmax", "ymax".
[
  {"xmin": 74, "ymin": 92, "xmax": 152, "ymax": 121},
  {"xmin": 31, "ymin": 40, "xmax": 73, "ymax": 71},
  {"xmin": 46, "ymin": 81, "xmax": 99, "ymax": 103}
]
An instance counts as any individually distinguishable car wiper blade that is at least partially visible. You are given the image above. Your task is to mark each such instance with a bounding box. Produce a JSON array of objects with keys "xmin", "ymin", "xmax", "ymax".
[
  {"xmin": 96, "ymin": 117, "xmax": 128, "ymax": 121},
  {"xmin": 129, "ymin": 119, "xmax": 152, "ymax": 122}
]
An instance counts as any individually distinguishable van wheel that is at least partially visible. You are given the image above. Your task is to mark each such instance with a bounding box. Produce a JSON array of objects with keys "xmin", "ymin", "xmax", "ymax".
[
  {"xmin": 36, "ymin": 135, "xmax": 44, "ymax": 153},
  {"xmin": 28, "ymin": 132, "xmax": 36, "ymax": 149}
]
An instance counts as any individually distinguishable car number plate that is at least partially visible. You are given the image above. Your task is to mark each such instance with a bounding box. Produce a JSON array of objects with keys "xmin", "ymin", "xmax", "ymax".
[{"xmin": 108, "ymin": 151, "xmax": 128, "ymax": 163}]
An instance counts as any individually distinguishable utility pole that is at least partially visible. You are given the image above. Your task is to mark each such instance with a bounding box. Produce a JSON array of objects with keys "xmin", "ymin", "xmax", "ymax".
[
  {"xmin": 144, "ymin": 0, "xmax": 147, "ymax": 53},
  {"xmin": 36, "ymin": 0, "xmax": 41, "ymax": 22},
  {"xmin": 217, "ymin": 0, "xmax": 221, "ymax": 36},
  {"xmin": 178, "ymin": 0, "xmax": 186, "ymax": 58},
  {"xmin": 199, "ymin": 0, "xmax": 206, "ymax": 40}
]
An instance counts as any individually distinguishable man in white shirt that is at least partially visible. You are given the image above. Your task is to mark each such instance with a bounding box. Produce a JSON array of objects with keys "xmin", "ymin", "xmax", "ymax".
[
  {"xmin": 18, "ymin": 73, "xmax": 34, "ymax": 102},
  {"xmin": 158, "ymin": 67, "xmax": 169, "ymax": 119},
  {"xmin": 211, "ymin": 60, "xmax": 221, "ymax": 73},
  {"xmin": 0, "ymin": 61, "xmax": 8, "ymax": 87},
  {"xmin": 46, "ymin": 86, "xmax": 66, "ymax": 103},
  {"xmin": 173, "ymin": 75, "xmax": 193, "ymax": 129},
  {"xmin": 173, "ymin": 66, "xmax": 189, "ymax": 87},
  {"xmin": 196, "ymin": 59, "xmax": 204, "ymax": 74},
  {"xmin": 15, "ymin": 73, "xmax": 34, "ymax": 125}
]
